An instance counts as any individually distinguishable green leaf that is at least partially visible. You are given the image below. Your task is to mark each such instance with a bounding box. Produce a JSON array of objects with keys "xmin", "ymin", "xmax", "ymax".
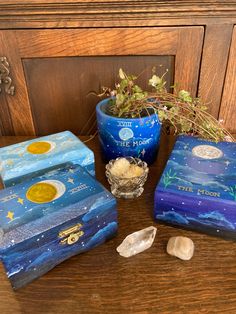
[
  {"xmin": 149, "ymin": 75, "xmax": 162, "ymax": 87},
  {"xmin": 178, "ymin": 90, "xmax": 193, "ymax": 103},
  {"xmin": 119, "ymin": 79, "xmax": 128, "ymax": 92},
  {"xmin": 158, "ymin": 110, "xmax": 168, "ymax": 121},
  {"xmin": 133, "ymin": 85, "xmax": 143, "ymax": 93},
  {"xmin": 119, "ymin": 68, "xmax": 126, "ymax": 80},
  {"xmin": 116, "ymin": 94, "xmax": 125, "ymax": 106}
]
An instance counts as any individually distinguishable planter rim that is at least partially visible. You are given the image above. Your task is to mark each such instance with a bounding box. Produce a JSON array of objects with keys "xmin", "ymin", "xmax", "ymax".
[{"xmin": 96, "ymin": 97, "xmax": 158, "ymax": 122}]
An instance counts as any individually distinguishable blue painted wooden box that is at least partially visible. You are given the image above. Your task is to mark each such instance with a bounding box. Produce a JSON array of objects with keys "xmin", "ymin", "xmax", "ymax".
[
  {"xmin": 0, "ymin": 163, "xmax": 117, "ymax": 289},
  {"xmin": 0, "ymin": 131, "xmax": 95, "ymax": 187},
  {"xmin": 154, "ymin": 135, "xmax": 236, "ymax": 239}
]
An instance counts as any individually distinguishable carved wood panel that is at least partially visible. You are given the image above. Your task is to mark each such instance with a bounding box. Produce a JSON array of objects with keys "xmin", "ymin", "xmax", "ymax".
[
  {"xmin": 23, "ymin": 56, "xmax": 174, "ymax": 136},
  {"xmin": 0, "ymin": 27, "xmax": 204, "ymax": 135}
]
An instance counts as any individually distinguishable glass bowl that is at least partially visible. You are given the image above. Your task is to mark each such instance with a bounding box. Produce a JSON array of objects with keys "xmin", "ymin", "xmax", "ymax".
[{"xmin": 105, "ymin": 157, "xmax": 149, "ymax": 199}]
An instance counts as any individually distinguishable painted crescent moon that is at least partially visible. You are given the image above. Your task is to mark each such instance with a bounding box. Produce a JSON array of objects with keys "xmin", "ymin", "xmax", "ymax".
[{"xmin": 26, "ymin": 180, "xmax": 66, "ymax": 204}]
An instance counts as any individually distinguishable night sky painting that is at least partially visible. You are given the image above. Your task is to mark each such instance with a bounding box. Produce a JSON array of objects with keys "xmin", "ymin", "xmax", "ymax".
[
  {"xmin": 0, "ymin": 163, "xmax": 117, "ymax": 289},
  {"xmin": 155, "ymin": 135, "xmax": 236, "ymax": 239},
  {"xmin": 96, "ymin": 98, "xmax": 161, "ymax": 164},
  {"xmin": 0, "ymin": 131, "xmax": 95, "ymax": 187}
]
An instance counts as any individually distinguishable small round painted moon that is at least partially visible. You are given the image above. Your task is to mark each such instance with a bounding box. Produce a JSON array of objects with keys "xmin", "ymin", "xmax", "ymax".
[
  {"xmin": 26, "ymin": 180, "xmax": 66, "ymax": 204},
  {"xmin": 119, "ymin": 128, "xmax": 134, "ymax": 141},
  {"xmin": 192, "ymin": 145, "xmax": 223, "ymax": 159},
  {"xmin": 27, "ymin": 141, "xmax": 56, "ymax": 154}
]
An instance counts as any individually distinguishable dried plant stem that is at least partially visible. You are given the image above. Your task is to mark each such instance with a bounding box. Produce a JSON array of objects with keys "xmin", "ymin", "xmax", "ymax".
[
  {"xmin": 83, "ymin": 131, "xmax": 98, "ymax": 143},
  {"xmin": 143, "ymin": 93, "xmax": 234, "ymax": 142},
  {"xmin": 99, "ymin": 68, "xmax": 234, "ymax": 142},
  {"xmin": 156, "ymin": 106, "xmax": 219, "ymax": 141}
]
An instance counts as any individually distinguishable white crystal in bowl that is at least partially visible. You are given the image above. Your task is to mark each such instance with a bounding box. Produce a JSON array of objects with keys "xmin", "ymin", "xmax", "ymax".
[{"xmin": 105, "ymin": 157, "xmax": 149, "ymax": 199}]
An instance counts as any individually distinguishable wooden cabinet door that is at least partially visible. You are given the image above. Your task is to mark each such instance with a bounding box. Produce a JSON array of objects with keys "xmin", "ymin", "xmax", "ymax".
[
  {"xmin": 219, "ymin": 26, "xmax": 236, "ymax": 134},
  {"xmin": 0, "ymin": 27, "xmax": 203, "ymax": 136}
]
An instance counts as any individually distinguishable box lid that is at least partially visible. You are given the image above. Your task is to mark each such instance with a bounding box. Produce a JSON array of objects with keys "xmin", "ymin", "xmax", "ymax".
[
  {"xmin": 157, "ymin": 135, "xmax": 236, "ymax": 200},
  {"xmin": 0, "ymin": 163, "xmax": 116, "ymax": 251},
  {"xmin": 155, "ymin": 135, "xmax": 236, "ymax": 229},
  {"xmin": 0, "ymin": 131, "xmax": 94, "ymax": 185}
]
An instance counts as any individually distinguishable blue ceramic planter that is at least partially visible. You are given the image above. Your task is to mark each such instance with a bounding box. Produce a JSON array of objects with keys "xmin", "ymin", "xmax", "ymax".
[{"xmin": 96, "ymin": 98, "xmax": 161, "ymax": 164}]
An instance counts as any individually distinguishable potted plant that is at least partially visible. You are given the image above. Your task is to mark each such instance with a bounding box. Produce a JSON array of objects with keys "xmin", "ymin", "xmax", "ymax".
[{"xmin": 96, "ymin": 68, "xmax": 234, "ymax": 164}]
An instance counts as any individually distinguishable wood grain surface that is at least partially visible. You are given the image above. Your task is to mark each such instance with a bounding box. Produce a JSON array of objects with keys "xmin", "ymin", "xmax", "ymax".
[
  {"xmin": 198, "ymin": 24, "xmax": 233, "ymax": 117},
  {"xmin": 1, "ymin": 134, "xmax": 236, "ymax": 314},
  {"xmin": 0, "ymin": 0, "xmax": 236, "ymax": 135},
  {"xmin": 219, "ymin": 26, "xmax": 236, "ymax": 133},
  {"xmin": 23, "ymin": 56, "xmax": 174, "ymax": 136},
  {"xmin": 0, "ymin": 31, "xmax": 35, "ymax": 136},
  {"xmin": 0, "ymin": 27, "xmax": 203, "ymax": 136},
  {"xmin": 0, "ymin": 1, "xmax": 235, "ymax": 29}
]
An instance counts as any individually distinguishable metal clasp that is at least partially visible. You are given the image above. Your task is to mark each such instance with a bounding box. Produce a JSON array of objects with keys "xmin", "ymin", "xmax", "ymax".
[
  {"xmin": 59, "ymin": 223, "xmax": 84, "ymax": 245},
  {"xmin": 0, "ymin": 57, "xmax": 15, "ymax": 95}
]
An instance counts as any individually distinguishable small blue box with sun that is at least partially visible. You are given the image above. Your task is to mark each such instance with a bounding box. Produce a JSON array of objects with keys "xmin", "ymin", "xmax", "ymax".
[
  {"xmin": 0, "ymin": 131, "xmax": 95, "ymax": 187},
  {"xmin": 0, "ymin": 163, "xmax": 117, "ymax": 289},
  {"xmin": 154, "ymin": 135, "xmax": 236, "ymax": 239}
]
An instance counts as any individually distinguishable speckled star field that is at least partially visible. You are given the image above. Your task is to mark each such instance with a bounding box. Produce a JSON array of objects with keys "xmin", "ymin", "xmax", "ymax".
[
  {"xmin": 155, "ymin": 135, "xmax": 236, "ymax": 239},
  {"xmin": 0, "ymin": 163, "xmax": 117, "ymax": 289}
]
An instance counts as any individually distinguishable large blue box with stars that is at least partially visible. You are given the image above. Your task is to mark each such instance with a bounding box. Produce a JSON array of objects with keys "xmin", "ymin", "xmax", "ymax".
[
  {"xmin": 154, "ymin": 135, "xmax": 236, "ymax": 239},
  {"xmin": 0, "ymin": 131, "xmax": 95, "ymax": 188},
  {"xmin": 0, "ymin": 163, "xmax": 117, "ymax": 289}
]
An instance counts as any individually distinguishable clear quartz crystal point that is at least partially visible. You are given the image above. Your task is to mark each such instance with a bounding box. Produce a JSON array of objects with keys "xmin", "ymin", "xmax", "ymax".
[{"xmin": 116, "ymin": 226, "xmax": 157, "ymax": 258}]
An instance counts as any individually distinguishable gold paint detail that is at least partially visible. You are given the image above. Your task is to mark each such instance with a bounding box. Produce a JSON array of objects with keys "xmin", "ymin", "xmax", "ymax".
[
  {"xmin": 59, "ymin": 223, "xmax": 84, "ymax": 245},
  {"xmin": 27, "ymin": 141, "xmax": 51, "ymax": 154},
  {"xmin": 6, "ymin": 211, "xmax": 14, "ymax": 221},
  {"xmin": 17, "ymin": 197, "xmax": 24, "ymax": 205},
  {"xmin": 26, "ymin": 182, "xmax": 57, "ymax": 204},
  {"xmin": 6, "ymin": 160, "xmax": 14, "ymax": 166},
  {"xmin": 0, "ymin": 57, "xmax": 15, "ymax": 96}
]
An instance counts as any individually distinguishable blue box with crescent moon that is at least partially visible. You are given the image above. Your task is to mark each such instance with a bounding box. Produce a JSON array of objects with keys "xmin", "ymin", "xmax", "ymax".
[
  {"xmin": 154, "ymin": 135, "xmax": 236, "ymax": 239},
  {"xmin": 0, "ymin": 163, "xmax": 117, "ymax": 289},
  {"xmin": 0, "ymin": 131, "xmax": 95, "ymax": 187}
]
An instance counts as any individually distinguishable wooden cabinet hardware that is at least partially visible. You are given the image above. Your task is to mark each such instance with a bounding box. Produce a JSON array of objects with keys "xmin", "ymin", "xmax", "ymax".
[{"xmin": 0, "ymin": 57, "xmax": 15, "ymax": 96}]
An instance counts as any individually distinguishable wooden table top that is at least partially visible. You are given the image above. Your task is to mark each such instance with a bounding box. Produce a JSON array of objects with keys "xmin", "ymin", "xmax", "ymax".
[{"xmin": 0, "ymin": 135, "xmax": 236, "ymax": 314}]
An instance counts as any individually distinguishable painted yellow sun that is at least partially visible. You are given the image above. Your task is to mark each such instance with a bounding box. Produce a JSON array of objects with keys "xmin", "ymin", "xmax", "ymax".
[
  {"xmin": 27, "ymin": 141, "xmax": 54, "ymax": 154},
  {"xmin": 26, "ymin": 182, "xmax": 57, "ymax": 203}
]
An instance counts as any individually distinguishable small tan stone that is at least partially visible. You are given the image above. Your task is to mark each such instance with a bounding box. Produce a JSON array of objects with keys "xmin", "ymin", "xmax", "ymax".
[{"xmin": 167, "ymin": 236, "xmax": 194, "ymax": 261}]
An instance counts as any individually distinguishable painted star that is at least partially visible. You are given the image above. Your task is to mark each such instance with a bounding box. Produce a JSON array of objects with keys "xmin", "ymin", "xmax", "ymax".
[
  {"xmin": 17, "ymin": 198, "xmax": 24, "ymax": 205},
  {"xmin": 225, "ymin": 161, "xmax": 230, "ymax": 166},
  {"xmin": 184, "ymin": 145, "xmax": 188, "ymax": 150},
  {"xmin": 141, "ymin": 149, "xmax": 146, "ymax": 157},
  {"xmin": 7, "ymin": 160, "xmax": 14, "ymax": 166},
  {"xmin": 150, "ymin": 120, "xmax": 155, "ymax": 127},
  {"xmin": 69, "ymin": 169, "xmax": 74, "ymax": 173},
  {"xmin": 6, "ymin": 211, "xmax": 14, "ymax": 221},
  {"xmin": 18, "ymin": 152, "xmax": 24, "ymax": 157},
  {"xmin": 67, "ymin": 178, "xmax": 74, "ymax": 184}
]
